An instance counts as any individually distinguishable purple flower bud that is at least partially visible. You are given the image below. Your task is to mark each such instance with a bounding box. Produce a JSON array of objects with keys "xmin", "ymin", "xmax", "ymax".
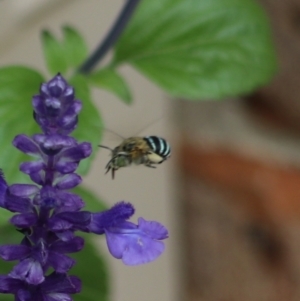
[
  {"xmin": 0, "ymin": 272, "xmax": 81, "ymax": 299},
  {"xmin": 9, "ymin": 258, "xmax": 44, "ymax": 285},
  {"xmin": 56, "ymin": 161, "xmax": 79, "ymax": 174},
  {"xmin": 57, "ymin": 142, "xmax": 92, "ymax": 162},
  {"xmin": 41, "ymin": 272, "xmax": 81, "ymax": 295},
  {"xmin": 9, "ymin": 184, "xmax": 39, "ymax": 197},
  {"xmin": 33, "ymin": 134, "xmax": 76, "ymax": 156},
  {"xmin": 10, "ymin": 213, "xmax": 38, "ymax": 228},
  {"xmin": 33, "ymin": 74, "xmax": 81, "ymax": 135},
  {"xmin": 50, "ymin": 237, "xmax": 84, "ymax": 253},
  {"xmin": 0, "ymin": 170, "xmax": 8, "ymax": 208},
  {"xmin": 12, "ymin": 135, "xmax": 41, "ymax": 157},
  {"xmin": 55, "ymin": 173, "xmax": 82, "ymax": 190},
  {"xmin": 19, "ymin": 161, "xmax": 44, "ymax": 175},
  {"xmin": 47, "ymin": 252, "xmax": 75, "ymax": 273},
  {"xmin": 0, "ymin": 276, "xmax": 21, "ymax": 293},
  {"xmin": 29, "ymin": 171, "xmax": 45, "ymax": 185},
  {"xmin": 0, "ymin": 245, "xmax": 31, "ymax": 261},
  {"xmin": 5, "ymin": 194, "xmax": 33, "ymax": 213},
  {"xmin": 55, "ymin": 211, "xmax": 91, "ymax": 227},
  {"xmin": 59, "ymin": 100, "xmax": 82, "ymax": 128}
]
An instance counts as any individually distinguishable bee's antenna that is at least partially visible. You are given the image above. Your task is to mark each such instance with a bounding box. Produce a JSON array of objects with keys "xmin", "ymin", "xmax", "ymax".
[
  {"xmin": 105, "ymin": 128, "xmax": 125, "ymax": 140},
  {"xmin": 98, "ymin": 145, "xmax": 114, "ymax": 152},
  {"xmin": 132, "ymin": 116, "xmax": 163, "ymax": 136}
]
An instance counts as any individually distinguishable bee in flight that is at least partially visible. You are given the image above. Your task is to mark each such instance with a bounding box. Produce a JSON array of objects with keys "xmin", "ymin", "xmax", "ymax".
[{"xmin": 99, "ymin": 136, "xmax": 171, "ymax": 179}]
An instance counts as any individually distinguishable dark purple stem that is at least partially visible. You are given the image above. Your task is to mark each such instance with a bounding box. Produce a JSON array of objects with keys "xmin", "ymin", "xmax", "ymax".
[
  {"xmin": 45, "ymin": 157, "xmax": 55, "ymax": 186},
  {"xmin": 78, "ymin": 0, "xmax": 141, "ymax": 74}
]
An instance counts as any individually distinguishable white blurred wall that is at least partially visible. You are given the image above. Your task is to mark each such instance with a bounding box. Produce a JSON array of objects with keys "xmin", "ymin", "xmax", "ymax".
[{"xmin": 0, "ymin": 1, "xmax": 181, "ymax": 301}]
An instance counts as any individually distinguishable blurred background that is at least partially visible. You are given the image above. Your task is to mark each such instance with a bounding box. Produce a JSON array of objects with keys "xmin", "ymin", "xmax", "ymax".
[{"xmin": 1, "ymin": 1, "xmax": 300, "ymax": 301}]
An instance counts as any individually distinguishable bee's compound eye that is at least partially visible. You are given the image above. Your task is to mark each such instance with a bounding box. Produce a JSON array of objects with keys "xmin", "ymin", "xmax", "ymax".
[{"xmin": 123, "ymin": 142, "xmax": 135, "ymax": 152}]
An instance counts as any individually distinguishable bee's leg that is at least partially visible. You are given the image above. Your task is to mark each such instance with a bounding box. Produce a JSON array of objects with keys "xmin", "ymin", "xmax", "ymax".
[
  {"xmin": 105, "ymin": 154, "xmax": 123, "ymax": 170},
  {"xmin": 147, "ymin": 165, "xmax": 157, "ymax": 169},
  {"xmin": 107, "ymin": 153, "xmax": 130, "ymax": 179},
  {"xmin": 145, "ymin": 162, "xmax": 157, "ymax": 169}
]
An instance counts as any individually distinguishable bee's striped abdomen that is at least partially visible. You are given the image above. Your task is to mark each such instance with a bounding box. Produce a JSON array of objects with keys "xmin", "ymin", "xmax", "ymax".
[{"xmin": 144, "ymin": 136, "xmax": 171, "ymax": 159}]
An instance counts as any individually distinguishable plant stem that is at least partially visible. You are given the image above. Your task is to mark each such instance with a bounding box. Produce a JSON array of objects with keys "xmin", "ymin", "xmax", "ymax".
[{"xmin": 78, "ymin": 0, "xmax": 141, "ymax": 74}]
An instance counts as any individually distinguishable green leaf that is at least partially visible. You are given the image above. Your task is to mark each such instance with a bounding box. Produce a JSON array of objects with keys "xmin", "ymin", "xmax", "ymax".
[
  {"xmin": 0, "ymin": 66, "xmax": 44, "ymax": 184},
  {"xmin": 114, "ymin": 0, "xmax": 277, "ymax": 99},
  {"xmin": 69, "ymin": 74, "xmax": 103, "ymax": 175},
  {"xmin": 41, "ymin": 30, "xmax": 68, "ymax": 75},
  {"xmin": 0, "ymin": 209, "xmax": 14, "ymax": 228},
  {"xmin": 87, "ymin": 68, "xmax": 132, "ymax": 104},
  {"xmin": 72, "ymin": 236, "xmax": 110, "ymax": 301},
  {"xmin": 63, "ymin": 26, "xmax": 88, "ymax": 68},
  {"xmin": 73, "ymin": 185, "xmax": 107, "ymax": 212}
]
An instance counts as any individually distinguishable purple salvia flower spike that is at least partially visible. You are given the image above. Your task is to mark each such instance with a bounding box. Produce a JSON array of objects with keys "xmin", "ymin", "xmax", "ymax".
[{"xmin": 0, "ymin": 74, "xmax": 168, "ymax": 300}]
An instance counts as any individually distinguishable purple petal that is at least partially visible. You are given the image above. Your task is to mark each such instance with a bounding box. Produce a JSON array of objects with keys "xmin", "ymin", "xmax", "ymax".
[
  {"xmin": 105, "ymin": 228, "xmax": 165, "ymax": 265},
  {"xmin": 33, "ymin": 134, "xmax": 76, "ymax": 156},
  {"xmin": 57, "ymin": 142, "xmax": 92, "ymax": 162},
  {"xmin": 46, "ymin": 74, "xmax": 68, "ymax": 97},
  {"xmin": 9, "ymin": 258, "xmax": 44, "ymax": 285},
  {"xmin": 30, "ymin": 171, "xmax": 45, "ymax": 185},
  {"xmin": 60, "ymin": 117, "xmax": 78, "ymax": 135},
  {"xmin": 0, "ymin": 171, "xmax": 8, "ymax": 208},
  {"xmin": 50, "ymin": 236, "xmax": 84, "ymax": 253},
  {"xmin": 44, "ymin": 293, "xmax": 72, "ymax": 301},
  {"xmin": 56, "ymin": 231, "xmax": 75, "ymax": 242},
  {"xmin": 63, "ymin": 85, "xmax": 75, "ymax": 102},
  {"xmin": 9, "ymin": 184, "xmax": 39, "ymax": 197},
  {"xmin": 0, "ymin": 275, "xmax": 23, "ymax": 293},
  {"xmin": 15, "ymin": 288, "xmax": 33, "ymax": 301},
  {"xmin": 39, "ymin": 186, "xmax": 58, "ymax": 208},
  {"xmin": 103, "ymin": 222, "xmax": 137, "ymax": 259},
  {"xmin": 55, "ymin": 161, "xmax": 78, "ymax": 174},
  {"xmin": 89, "ymin": 202, "xmax": 135, "ymax": 234},
  {"xmin": 55, "ymin": 190, "xmax": 84, "ymax": 213},
  {"xmin": 20, "ymin": 161, "xmax": 44, "ymax": 174},
  {"xmin": 0, "ymin": 245, "xmax": 31, "ymax": 261},
  {"xmin": 56, "ymin": 211, "xmax": 91, "ymax": 227},
  {"xmin": 10, "ymin": 213, "xmax": 38, "ymax": 227},
  {"xmin": 45, "ymin": 97, "xmax": 61, "ymax": 111},
  {"xmin": 5, "ymin": 195, "xmax": 32, "ymax": 213},
  {"xmin": 55, "ymin": 174, "xmax": 81, "ymax": 189},
  {"xmin": 48, "ymin": 217, "xmax": 73, "ymax": 231},
  {"xmin": 138, "ymin": 218, "xmax": 169, "ymax": 240},
  {"xmin": 13, "ymin": 135, "xmax": 40, "ymax": 156},
  {"xmin": 33, "ymin": 134, "xmax": 76, "ymax": 148},
  {"xmin": 55, "ymin": 191, "xmax": 84, "ymax": 212},
  {"xmin": 47, "ymin": 252, "xmax": 75, "ymax": 273},
  {"xmin": 32, "ymin": 95, "xmax": 46, "ymax": 115},
  {"xmin": 42, "ymin": 272, "xmax": 81, "ymax": 294},
  {"xmin": 59, "ymin": 101, "xmax": 82, "ymax": 128}
]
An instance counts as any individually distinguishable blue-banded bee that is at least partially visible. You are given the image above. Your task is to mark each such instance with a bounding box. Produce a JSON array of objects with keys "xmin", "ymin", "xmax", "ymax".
[{"xmin": 99, "ymin": 136, "xmax": 171, "ymax": 179}]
